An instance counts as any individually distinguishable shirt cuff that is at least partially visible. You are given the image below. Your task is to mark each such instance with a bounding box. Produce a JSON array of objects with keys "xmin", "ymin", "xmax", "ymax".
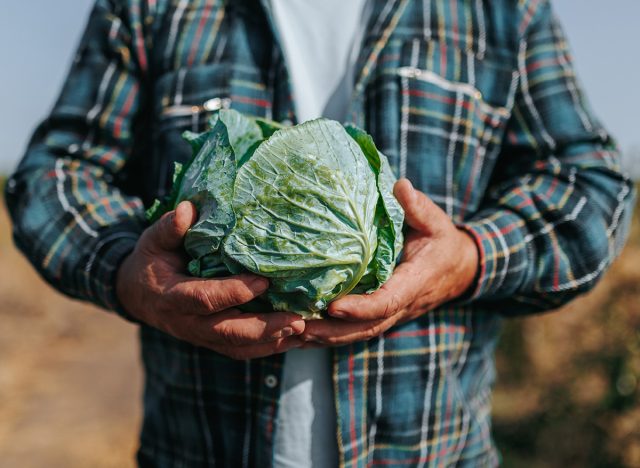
[
  {"xmin": 457, "ymin": 210, "xmax": 530, "ymax": 301},
  {"xmin": 84, "ymin": 222, "xmax": 142, "ymax": 322}
]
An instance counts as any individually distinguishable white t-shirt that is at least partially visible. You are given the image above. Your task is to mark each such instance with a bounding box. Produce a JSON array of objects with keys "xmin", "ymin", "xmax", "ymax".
[{"xmin": 267, "ymin": 1, "xmax": 369, "ymax": 466}]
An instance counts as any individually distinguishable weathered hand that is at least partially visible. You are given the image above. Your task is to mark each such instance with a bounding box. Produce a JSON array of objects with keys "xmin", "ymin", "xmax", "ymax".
[
  {"xmin": 301, "ymin": 178, "xmax": 479, "ymax": 347},
  {"xmin": 116, "ymin": 201, "xmax": 306, "ymax": 359}
]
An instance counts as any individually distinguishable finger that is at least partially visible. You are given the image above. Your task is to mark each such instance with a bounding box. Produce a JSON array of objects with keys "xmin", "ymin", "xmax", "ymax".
[
  {"xmin": 220, "ymin": 336, "xmax": 305, "ymax": 360},
  {"xmin": 170, "ymin": 274, "xmax": 270, "ymax": 314},
  {"xmin": 199, "ymin": 309, "xmax": 306, "ymax": 346},
  {"xmin": 301, "ymin": 317, "xmax": 390, "ymax": 346},
  {"xmin": 394, "ymin": 179, "xmax": 445, "ymax": 235},
  {"xmin": 327, "ymin": 261, "xmax": 419, "ymax": 321},
  {"xmin": 146, "ymin": 201, "xmax": 198, "ymax": 252}
]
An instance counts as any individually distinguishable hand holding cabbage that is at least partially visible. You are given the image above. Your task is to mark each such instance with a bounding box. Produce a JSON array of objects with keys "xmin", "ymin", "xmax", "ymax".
[
  {"xmin": 301, "ymin": 179, "xmax": 479, "ymax": 347},
  {"xmin": 148, "ymin": 110, "xmax": 405, "ymax": 319},
  {"xmin": 115, "ymin": 201, "xmax": 307, "ymax": 360},
  {"xmin": 130, "ymin": 109, "xmax": 479, "ymax": 354}
]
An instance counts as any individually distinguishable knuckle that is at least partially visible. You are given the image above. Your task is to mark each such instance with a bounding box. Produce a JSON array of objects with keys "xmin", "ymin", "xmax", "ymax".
[
  {"xmin": 227, "ymin": 282, "xmax": 255, "ymax": 305},
  {"xmin": 381, "ymin": 294, "xmax": 401, "ymax": 319},
  {"xmin": 192, "ymin": 288, "xmax": 218, "ymax": 313},
  {"xmin": 214, "ymin": 321, "xmax": 247, "ymax": 347},
  {"xmin": 381, "ymin": 304, "xmax": 393, "ymax": 319},
  {"xmin": 366, "ymin": 324, "xmax": 384, "ymax": 339},
  {"xmin": 206, "ymin": 282, "xmax": 253, "ymax": 312},
  {"xmin": 362, "ymin": 329, "xmax": 376, "ymax": 340}
]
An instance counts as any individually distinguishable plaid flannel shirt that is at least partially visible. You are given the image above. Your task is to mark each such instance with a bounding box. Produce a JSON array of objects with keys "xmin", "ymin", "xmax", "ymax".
[{"xmin": 5, "ymin": 0, "xmax": 634, "ymax": 466}]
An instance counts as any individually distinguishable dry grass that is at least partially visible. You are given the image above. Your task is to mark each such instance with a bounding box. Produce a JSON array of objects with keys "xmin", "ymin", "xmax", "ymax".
[
  {"xmin": 493, "ymin": 197, "xmax": 640, "ymax": 467},
  {"xmin": 0, "ymin": 178, "xmax": 638, "ymax": 467},
  {"xmin": 0, "ymin": 179, "xmax": 141, "ymax": 467}
]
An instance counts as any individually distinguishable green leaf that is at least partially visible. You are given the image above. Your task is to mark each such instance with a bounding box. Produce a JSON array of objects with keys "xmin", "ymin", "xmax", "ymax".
[
  {"xmin": 345, "ymin": 125, "xmax": 405, "ymax": 287},
  {"xmin": 183, "ymin": 130, "xmax": 212, "ymax": 154},
  {"xmin": 145, "ymin": 199, "xmax": 164, "ymax": 223},
  {"xmin": 189, "ymin": 252, "xmax": 229, "ymax": 277},
  {"xmin": 217, "ymin": 109, "xmax": 264, "ymax": 166},
  {"xmin": 145, "ymin": 161, "xmax": 187, "ymax": 223},
  {"xmin": 176, "ymin": 119, "xmax": 238, "ymax": 261},
  {"xmin": 160, "ymin": 112, "xmax": 403, "ymax": 319},
  {"xmin": 254, "ymin": 116, "xmax": 287, "ymax": 138},
  {"xmin": 223, "ymin": 119, "xmax": 379, "ymax": 317}
]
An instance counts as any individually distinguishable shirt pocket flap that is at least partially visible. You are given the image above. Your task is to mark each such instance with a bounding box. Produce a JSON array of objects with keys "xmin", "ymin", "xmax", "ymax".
[{"xmin": 396, "ymin": 38, "xmax": 517, "ymax": 219}]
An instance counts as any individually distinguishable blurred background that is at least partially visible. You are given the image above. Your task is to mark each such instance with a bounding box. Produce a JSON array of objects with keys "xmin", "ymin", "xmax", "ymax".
[{"xmin": 1, "ymin": 1, "xmax": 639, "ymax": 467}]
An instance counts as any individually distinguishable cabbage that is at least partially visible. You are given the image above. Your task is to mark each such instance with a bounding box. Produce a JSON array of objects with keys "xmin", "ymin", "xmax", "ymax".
[{"xmin": 148, "ymin": 110, "xmax": 404, "ymax": 319}]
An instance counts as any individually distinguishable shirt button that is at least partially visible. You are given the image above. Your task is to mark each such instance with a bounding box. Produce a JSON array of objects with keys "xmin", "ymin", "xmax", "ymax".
[
  {"xmin": 6, "ymin": 178, "xmax": 17, "ymax": 193},
  {"xmin": 264, "ymin": 374, "xmax": 278, "ymax": 388}
]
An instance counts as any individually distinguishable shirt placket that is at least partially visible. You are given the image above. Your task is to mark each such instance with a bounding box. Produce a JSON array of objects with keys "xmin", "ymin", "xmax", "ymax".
[{"xmin": 250, "ymin": 354, "xmax": 286, "ymax": 467}]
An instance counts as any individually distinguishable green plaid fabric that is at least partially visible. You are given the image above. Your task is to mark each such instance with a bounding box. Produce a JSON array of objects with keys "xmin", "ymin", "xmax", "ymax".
[{"xmin": 5, "ymin": 0, "xmax": 634, "ymax": 466}]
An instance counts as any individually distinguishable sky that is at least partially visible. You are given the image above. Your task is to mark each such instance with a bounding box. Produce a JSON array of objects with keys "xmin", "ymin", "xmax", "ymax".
[{"xmin": 1, "ymin": 1, "xmax": 639, "ymax": 175}]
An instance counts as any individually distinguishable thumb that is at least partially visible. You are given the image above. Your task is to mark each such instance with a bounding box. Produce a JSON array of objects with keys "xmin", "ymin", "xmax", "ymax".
[
  {"xmin": 393, "ymin": 179, "xmax": 442, "ymax": 234},
  {"xmin": 147, "ymin": 201, "xmax": 198, "ymax": 251}
]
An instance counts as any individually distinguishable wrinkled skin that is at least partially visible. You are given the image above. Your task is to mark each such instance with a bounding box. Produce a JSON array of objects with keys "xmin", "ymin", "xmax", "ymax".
[
  {"xmin": 116, "ymin": 202, "xmax": 306, "ymax": 360},
  {"xmin": 300, "ymin": 178, "xmax": 479, "ymax": 347},
  {"xmin": 116, "ymin": 179, "xmax": 478, "ymax": 358}
]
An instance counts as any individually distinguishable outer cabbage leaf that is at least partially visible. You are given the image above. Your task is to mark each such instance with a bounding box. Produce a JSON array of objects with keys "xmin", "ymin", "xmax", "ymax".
[
  {"xmin": 345, "ymin": 125, "xmax": 404, "ymax": 287},
  {"xmin": 254, "ymin": 116, "xmax": 287, "ymax": 138},
  {"xmin": 223, "ymin": 119, "xmax": 379, "ymax": 318},
  {"xmin": 145, "ymin": 161, "xmax": 186, "ymax": 223},
  {"xmin": 175, "ymin": 119, "xmax": 237, "ymax": 265},
  {"xmin": 145, "ymin": 110, "xmax": 404, "ymax": 319},
  {"xmin": 182, "ymin": 129, "xmax": 212, "ymax": 155},
  {"xmin": 166, "ymin": 110, "xmax": 265, "ymax": 274},
  {"xmin": 216, "ymin": 109, "xmax": 264, "ymax": 167}
]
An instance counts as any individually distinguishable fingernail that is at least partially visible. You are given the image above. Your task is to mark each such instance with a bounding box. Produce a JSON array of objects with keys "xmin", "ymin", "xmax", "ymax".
[{"xmin": 249, "ymin": 277, "xmax": 269, "ymax": 293}]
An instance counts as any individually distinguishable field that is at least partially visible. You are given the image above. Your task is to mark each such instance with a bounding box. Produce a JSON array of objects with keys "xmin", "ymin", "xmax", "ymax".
[
  {"xmin": 0, "ymin": 180, "xmax": 140, "ymax": 467},
  {"xmin": 493, "ymin": 195, "xmax": 640, "ymax": 467},
  {"xmin": 0, "ymin": 180, "xmax": 638, "ymax": 467}
]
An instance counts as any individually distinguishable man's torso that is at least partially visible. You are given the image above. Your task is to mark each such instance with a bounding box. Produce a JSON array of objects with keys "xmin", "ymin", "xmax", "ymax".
[{"xmin": 131, "ymin": 1, "xmax": 528, "ymax": 466}]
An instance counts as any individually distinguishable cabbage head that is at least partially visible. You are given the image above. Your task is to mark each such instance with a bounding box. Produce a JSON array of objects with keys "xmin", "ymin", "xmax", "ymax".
[{"xmin": 148, "ymin": 109, "xmax": 404, "ymax": 319}]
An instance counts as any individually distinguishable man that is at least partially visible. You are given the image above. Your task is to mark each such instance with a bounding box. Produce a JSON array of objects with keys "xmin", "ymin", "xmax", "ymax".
[{"xmin": 5, "ymin": 0, "xmax": 634, "ymax": 466}]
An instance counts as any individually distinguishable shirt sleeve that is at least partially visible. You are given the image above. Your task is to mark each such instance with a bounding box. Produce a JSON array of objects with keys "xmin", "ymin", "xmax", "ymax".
[
  {"xmin": 459, "ymin": 2, "xmax": 635, "ymax": 314},
  {"xmin": 4, "ymin": 0, "xmax": 148, "ymax": 317}
]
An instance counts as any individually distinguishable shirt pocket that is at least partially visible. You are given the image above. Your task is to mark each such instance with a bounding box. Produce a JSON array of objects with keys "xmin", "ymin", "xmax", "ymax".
[
  {"xmin": 150, "ymin": 62, "xmax": 271, "ymax": 200},
  {"xmin": 395, "ymin": 38, "xmax": 517, "ymax": 221}
]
